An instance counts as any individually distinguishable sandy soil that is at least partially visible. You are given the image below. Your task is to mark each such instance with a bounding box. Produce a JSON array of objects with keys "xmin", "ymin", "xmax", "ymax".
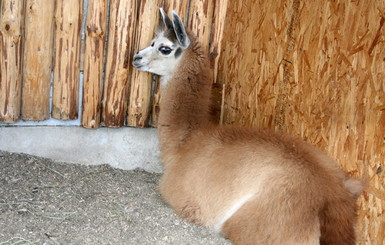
[{"xmin": 0, "ymin": 151, "xmax": 230, "ymax": 245}]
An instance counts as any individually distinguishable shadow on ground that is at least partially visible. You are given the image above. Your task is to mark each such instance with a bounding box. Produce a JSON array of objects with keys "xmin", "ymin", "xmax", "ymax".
[{"xmin": 0, "ymin": 151, "xmax": 230, "ymax": 245}]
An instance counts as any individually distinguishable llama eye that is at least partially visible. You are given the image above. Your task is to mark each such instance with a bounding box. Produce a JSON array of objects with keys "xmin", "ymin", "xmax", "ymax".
[{"xmin": 159, "ymin": 46, "xmax": 172, "ymax": 55}]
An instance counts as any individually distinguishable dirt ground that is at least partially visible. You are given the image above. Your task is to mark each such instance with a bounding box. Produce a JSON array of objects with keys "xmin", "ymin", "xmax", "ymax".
[{"xmin": 0, "ymin": 151, "xmax": 230, "ymax": 245}]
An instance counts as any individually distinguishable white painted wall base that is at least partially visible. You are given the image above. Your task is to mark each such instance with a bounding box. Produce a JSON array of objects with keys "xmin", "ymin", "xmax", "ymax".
[{"xmin": 0, "ymin": 126, "xmax": 162, "ymax": 173}]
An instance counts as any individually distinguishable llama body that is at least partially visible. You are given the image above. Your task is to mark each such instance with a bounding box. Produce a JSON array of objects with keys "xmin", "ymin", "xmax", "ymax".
[{"xmin": 133, "ymin": 9, "xmax": 363, "ymax": 245}]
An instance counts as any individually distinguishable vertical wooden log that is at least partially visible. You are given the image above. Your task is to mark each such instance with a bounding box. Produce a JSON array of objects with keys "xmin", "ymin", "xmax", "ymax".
[
  {"xmin": 127, "ymin": 0, "xmax": 162, "ymax": 128},
  {"xmin": 101, "ymin": 0, "xmax": 138, "ymax": 127},
  {"xmin": 81, "ymin": 0, "xmax": 107, "ymax": 128},
  {"xmin": 22, "ymin": 0, "xmax": 54, "ymax": 121},
  {"xmin": 209, "ymin": 0, "xmax": 228, "ymax": 84},
  {"xmin": 164, "ymin": 0, "xmax": 189, "ymax": 21},
  {"xmin": 52, "ymin": 0, "xmax": 83, "ymax": 120},
  {"xmin": 0, "ymin": 0, "xmax": 24, "ymax": 123},
  {"xmin": 208, "ymin": 0, "xmax": 229, "ymax": 124},
  {"xmin": 150, "ymin": 76, "xmax": 161, "ymax": 127},
  {"xmin": 188, "ymin": 0, "xmax": 215, "ymax": 52}
]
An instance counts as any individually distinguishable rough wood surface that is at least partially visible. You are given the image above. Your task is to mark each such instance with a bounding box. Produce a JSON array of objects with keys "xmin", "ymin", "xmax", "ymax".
[
  {"xmin": 209, "ymin": 0, "xmax": 228, "ymax": 84},
  {"xmin": 208, "ymin": 0, "xmax": 228, "ymax": 124},
  {"xmin": 164, "ymin": 0, "xmax": 189, "ymax": 21},
  {"xmin": 188, "ymin": 0, "xmax": 214, "ymax": 52},
  {"xmin": 127, "ymin": 0, "xmax": 162, "ymax": 128},
  {"xmin": 217, "ymin": 0, "xmax": 385, "ymax": 243},
  {"xmin": 81, "ymin": 0, "xmax": 108, "ymax": 128},
  {"xmin": 22, "ymin": 0, "xmax": 55, "ymax": 121},
  {"xmin": 0, "ymin": 0, "xmax": 24, "ymax": 123},
  {"xmin": 101, "ymin": 0, "xmax": 138, "ymax": 127},
  {"xmin": 52, "ymin": 0, "xmax": 83, "ymax": 120}
]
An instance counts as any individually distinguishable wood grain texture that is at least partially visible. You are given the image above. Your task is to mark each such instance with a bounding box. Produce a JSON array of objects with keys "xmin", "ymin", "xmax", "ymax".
[
  {"xmin": 0, "ymin": 0, "xmax": 24, "ymax": 123},
  {"xmin": 52, "ymin": 0, "xmax": 83, "ymax": 120},
  {"xmin": 188, "ymin": 0, "xmax": 214, "ymax": 52},
  {"xmin": 101, "ymin": 0, "xmax": 138, "ymax": 127},
  {"xmin": 164, "ymin": 0, "xmax": 189, "ymax": 21},
  {"xmin": 218, "ymin": 0, "xmax": 385, "ymax": 243},
  {"xmin": 81, "ymin": 0, "xmax": 107, "ymax": 128},
  {"xmin": 22, "ymin": 0, "xmax": 54, "ymax": 121},
  {"xmin": 218, "ymin": 0, "xmax": 288, "ymax": 127},
  {"xmin": 209, "ymin": 0, "xmax": 228, "ymax": 84},
  {"xmin": 127, "ymin": 0, "xmax": 162, "ymax": 128}
]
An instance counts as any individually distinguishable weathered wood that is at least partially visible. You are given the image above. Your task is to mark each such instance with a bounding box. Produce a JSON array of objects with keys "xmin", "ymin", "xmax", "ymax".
[
  {"xmin": 22, "ymin": 0, "xmax": 55, "ymax": 121},
  {"xmin": 127, "ymin": 0, "xmax": 162, "ymax": 128},
  {"xmin": 164, "ymin": 0, "xmax": 189, "ymax": 22},
  {"xmin": 208, "ymin": 0, "xmax": 229, "ymax": 124},
  {"xmin": 52, "ymin": 0, "xmax": 83, "ymax": 120},
  {"xmin": 101, "ymin": 0, "xmax": 138, "ymax": 127},
  {"xmin": 209, "ymin": 0, "xmax": 228, "ymax": 84},
  {"xmin": 0, "ymin": 0, "xmax": 24, "ymax": 123},
  {"xmin": 188, "ymin": 0, "xmax": 215, "ymax": 52},
  {"xmin": 81, "ymin": 0, "xmax": 108, "ymax": 128},
  {"xmin": 218, "ymin": 0, "xmax": 385, "ymax": 243}
]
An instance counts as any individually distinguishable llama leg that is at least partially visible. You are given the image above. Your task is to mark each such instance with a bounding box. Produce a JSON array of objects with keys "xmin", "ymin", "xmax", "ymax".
[{"xmin": 159, "ymin": 174, "xmax": 203, "ymax": 225}]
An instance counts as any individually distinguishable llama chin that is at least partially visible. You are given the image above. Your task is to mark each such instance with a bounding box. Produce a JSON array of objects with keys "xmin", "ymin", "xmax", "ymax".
[{"xmin": 132, "ymin": 8, "xmax": 364, "ymax": 245}]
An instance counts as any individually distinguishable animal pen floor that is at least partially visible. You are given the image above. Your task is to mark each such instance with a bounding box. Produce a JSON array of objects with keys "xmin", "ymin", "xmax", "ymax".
[{"xmin": 0, "ymin": 151, "xmax": 230, "ymax": 245}]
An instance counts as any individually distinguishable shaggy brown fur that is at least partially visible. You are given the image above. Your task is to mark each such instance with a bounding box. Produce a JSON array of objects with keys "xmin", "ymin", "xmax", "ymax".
[{"xmin": 134, "ymin": 10, "xmax": 364, "ymax": 245}]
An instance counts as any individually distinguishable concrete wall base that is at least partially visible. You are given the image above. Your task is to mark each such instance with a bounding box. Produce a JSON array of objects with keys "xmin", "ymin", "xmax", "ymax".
[{"xmin": 0, "ymin": 126, "xmax": 162, "ymax": 173}]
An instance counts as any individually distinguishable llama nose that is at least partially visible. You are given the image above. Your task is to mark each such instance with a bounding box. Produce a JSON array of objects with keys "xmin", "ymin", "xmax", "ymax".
[
  {"xmin": 133, "ymin": 55, "xmax": 142, "ymax": 62},
  {"xmin": 134, "ymin": 54, "xmax": 143, "ymax": 62}
]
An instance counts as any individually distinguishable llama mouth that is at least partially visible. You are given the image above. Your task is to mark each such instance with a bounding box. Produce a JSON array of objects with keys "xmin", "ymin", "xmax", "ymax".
[{"xmin": 132, "ymin": 62, "xmax": 145, "ymax": 70}]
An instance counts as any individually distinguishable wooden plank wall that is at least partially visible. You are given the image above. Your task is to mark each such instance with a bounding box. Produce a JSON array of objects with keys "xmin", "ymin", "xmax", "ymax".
[
  {"xmin": 0, "ymin": 0, "xmax": 224, "ymax": 127},
  {"xmin": 216, "ymin": 0, "xmax": 385, "ymax": 244}
]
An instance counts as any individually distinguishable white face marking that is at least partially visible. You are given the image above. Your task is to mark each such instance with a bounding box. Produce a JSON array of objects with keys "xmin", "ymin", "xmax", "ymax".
[{"xmin": 132, "ymin": 34, "xmax": 183, "ymax": 77}]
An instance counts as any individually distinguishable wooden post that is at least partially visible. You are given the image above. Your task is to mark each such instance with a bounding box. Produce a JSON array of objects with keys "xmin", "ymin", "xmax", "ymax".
[
  {"xmin": 0, "ymin": 0, "xmax": 24, "ymax": 123},
  {"xmin": 81, "ymin": 0, "xmax": 108, "ymax": 128},
  {"xmin": 127, "ymin": 0, "xmax": 162, "ymax": 128},
  {"xmin": 22, "ymin": 0, "xmax": 55, "ymax": 121},
  {"xmin": 52, "ymin": 0, "xmax": 83, "ymax": 120},
  {"xmin": 101, "ymin": 0, "xmax": 138, "ymax": 127},
  {"xmin": 164, "ymin": 0, "xmax": 189, "ymax": 21},
  {"xmin": 209, "ymin": 0, "xmax": 228, "ymax": 84},
  {"xmin": 188, "ymin": 0, "xmax": 215, "ymax": 52}
]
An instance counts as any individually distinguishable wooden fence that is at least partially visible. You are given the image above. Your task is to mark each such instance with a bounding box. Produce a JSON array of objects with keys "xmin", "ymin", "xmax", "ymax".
[
  {"xmin": 1, "ymin": 0, "xmax": 384, "ymax": 244},
  {"xmin": 0, "ymin": 0, "xmax": 224, "ymax": 128}
]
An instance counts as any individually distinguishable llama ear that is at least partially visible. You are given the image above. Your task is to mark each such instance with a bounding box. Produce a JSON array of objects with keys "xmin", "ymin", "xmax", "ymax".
[
  {"xmin": 172, "ymin": 11, "xmax": 190, "ymax": 48},
  {"xmin": 160, "ymin": 8, "xmax": 173, "ymax": 30}
]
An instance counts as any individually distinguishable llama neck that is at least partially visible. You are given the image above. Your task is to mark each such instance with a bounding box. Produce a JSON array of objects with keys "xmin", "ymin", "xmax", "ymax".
[{"xmin": 158, "ymin": 40, "xmax": 213, "ymax": 151}]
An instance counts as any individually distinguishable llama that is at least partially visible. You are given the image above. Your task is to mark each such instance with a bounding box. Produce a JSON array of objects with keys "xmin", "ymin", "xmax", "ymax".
[{"xmin": 132, "ymin": 9, "xmax": 364, "ymax": 245}]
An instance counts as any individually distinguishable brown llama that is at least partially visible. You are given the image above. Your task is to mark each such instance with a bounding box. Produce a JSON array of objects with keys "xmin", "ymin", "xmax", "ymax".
[{"xmin": 132, "ymin": 8, "xmax": 364, "ymax": 245}]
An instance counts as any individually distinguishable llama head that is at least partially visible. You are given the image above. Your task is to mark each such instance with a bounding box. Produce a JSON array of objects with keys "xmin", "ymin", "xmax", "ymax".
[{"xmin": 132, "ymin": 8, "xmax": 190, "ymax": 76}]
